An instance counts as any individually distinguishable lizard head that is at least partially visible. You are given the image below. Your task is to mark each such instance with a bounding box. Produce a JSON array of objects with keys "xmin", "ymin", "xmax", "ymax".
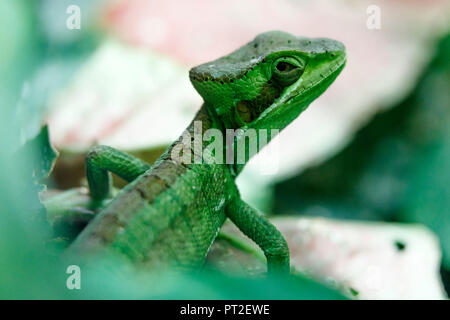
[{"xmin": 189, "ymin": 30, "xmax": 346, "ymax": 132}]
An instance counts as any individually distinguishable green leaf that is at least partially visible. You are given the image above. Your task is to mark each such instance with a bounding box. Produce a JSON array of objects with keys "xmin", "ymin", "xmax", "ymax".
[
  {"xmin": 18, "ymin": 125, "xmax": 58, "ymax": 182},
  {"xmin": 11, "ymin": 125, "xmax": 59, "ymax": 238}
]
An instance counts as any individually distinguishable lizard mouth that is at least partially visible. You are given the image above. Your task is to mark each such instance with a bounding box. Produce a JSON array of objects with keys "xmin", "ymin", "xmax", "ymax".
[
  {"xmin": 285, "ymin": 58, "xmax": 346, "ymax": 105},
  {"xmin": 284, "ymin": 53, "xmax": 346, "ymax": 103}
]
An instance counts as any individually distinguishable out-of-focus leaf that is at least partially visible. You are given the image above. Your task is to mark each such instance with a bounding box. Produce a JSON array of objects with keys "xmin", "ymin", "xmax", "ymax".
[
  {"xmin": 64, "ymin": 256, "xmax": 346, "ymax": 300},
  {"xmin": 0, "ymin": 0, "xmax": 65, "ymax": 299},
  {"xmin": 17, "ymin": 125, "xmax": 59, "ymax": 181},
  {"xmin": 11, "ymin": 125, "xmax": 59, "ymax": 239},
  {"xmin": 402, "ymin": 117, "xmax": 450, "ymax": 267}
]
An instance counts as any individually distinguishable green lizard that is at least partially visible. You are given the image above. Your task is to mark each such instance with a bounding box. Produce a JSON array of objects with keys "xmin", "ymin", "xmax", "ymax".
[{"xmin": 68, "ymin": 31, "xmax": 346, "ymax": 275}]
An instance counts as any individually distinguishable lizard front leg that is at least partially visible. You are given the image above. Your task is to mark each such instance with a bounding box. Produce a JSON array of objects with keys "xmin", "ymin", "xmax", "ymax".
[
  {"xmin": 86, "ymin": 145, "xmax": 150, "ymax": 203},
  {"xmin": 43, "ymin": 146, "xmax": 151, "ymax": 244},
  {"xmin": 226, "ymin": 196, "xmax": 290, "ymax": 275}
]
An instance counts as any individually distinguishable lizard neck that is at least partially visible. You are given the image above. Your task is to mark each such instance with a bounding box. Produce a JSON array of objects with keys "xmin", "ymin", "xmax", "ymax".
[
  {"xmin": 204, "ymin": 102, "xmax": 272, "ymax": 179},
  {"xmin": 165, "ymin": 103, "xmax": 271, "ymax": 180},
  {"xmin": 161, "ymin": 104, "xmax": 238, "ymax": 179}
]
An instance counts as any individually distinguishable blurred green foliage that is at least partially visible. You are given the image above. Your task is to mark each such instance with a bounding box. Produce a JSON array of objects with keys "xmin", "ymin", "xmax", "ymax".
[{"xmin": 274, "ymin": 34, "xmax": 450, "ymax": 289}]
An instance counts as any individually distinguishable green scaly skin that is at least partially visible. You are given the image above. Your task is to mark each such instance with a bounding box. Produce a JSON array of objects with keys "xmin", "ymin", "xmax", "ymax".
[{"xmin": 68, "ymin": 31, "xmax": 346, "ymax": 275}]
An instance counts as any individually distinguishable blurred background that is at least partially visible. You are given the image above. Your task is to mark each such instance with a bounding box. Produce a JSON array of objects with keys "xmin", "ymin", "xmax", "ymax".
[{"xmin": 0, "ymin": 0, "xmax": 449, "ymax": 299}]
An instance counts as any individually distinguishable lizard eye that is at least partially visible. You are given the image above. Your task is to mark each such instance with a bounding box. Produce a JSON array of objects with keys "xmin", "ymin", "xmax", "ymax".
[
  {"xmin": 272, "ymin": 57, "xmax": 305, "ymax": 87},
  {"xmin": 276, "ymin": 62, "xmax": 296, "ymax": 72}
]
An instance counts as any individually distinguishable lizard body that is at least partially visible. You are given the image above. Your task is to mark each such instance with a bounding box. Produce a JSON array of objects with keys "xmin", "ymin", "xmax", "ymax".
[{"xmin": 69, "ymin": 31, "xmax": 346, "ymax": 274}]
